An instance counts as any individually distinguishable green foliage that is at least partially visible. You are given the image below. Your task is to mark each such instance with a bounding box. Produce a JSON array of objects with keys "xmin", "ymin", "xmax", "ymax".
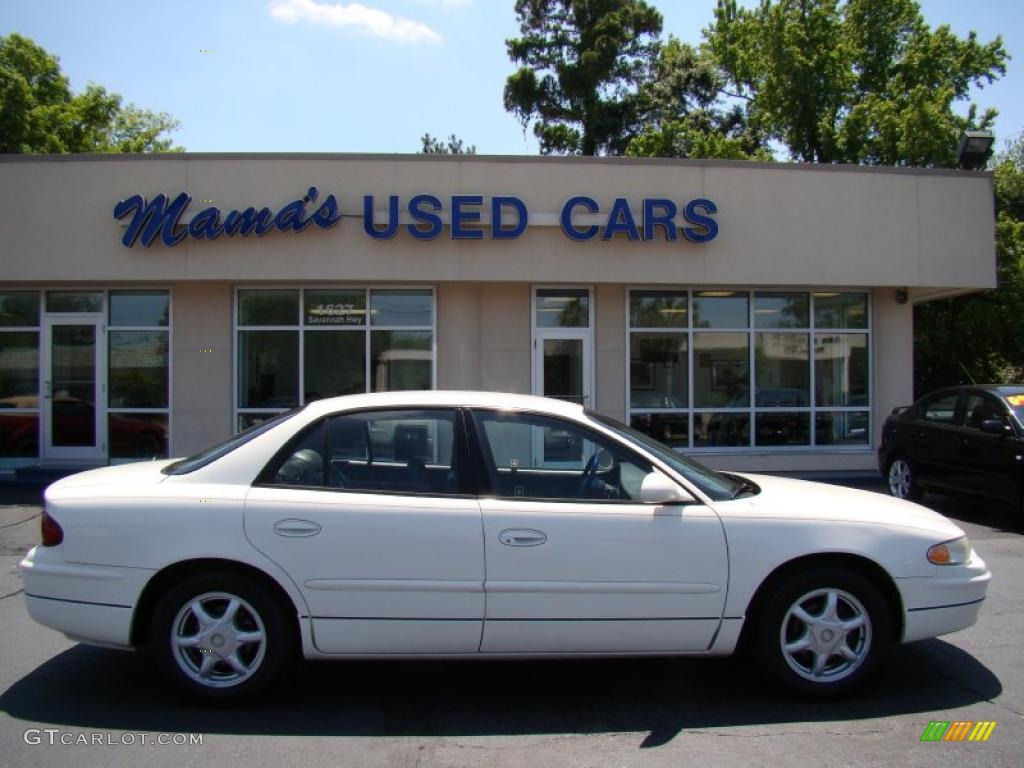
[
  {"xmin": 504, "ymin": 0, "xmax": 663, "ymax": 155},
  {"xmin": 0, "ymin": 33, "xmax": 181, "ymax": 153},
  {"xmin": 626, "ymin": 38, "xmax": 771, "ymax": 160},
  {"xmin": 706, "ymin": 0, "xmax": 1006, "ymax": 165},
  {"xmin": 420, "ymin": 133, "xmax": 477, "ymax": 154},
  {"xmin": 914, "ymin": 138, "xmax": 1024, "ymax": 394}
]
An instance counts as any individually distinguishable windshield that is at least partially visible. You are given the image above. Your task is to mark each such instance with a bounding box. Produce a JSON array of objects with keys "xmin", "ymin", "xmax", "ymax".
[
  {"xmin": 162, "ymin": 409, "xmax": 303, "ymax": 475},
  {"xmin": 587, "ymin": 411, "xmax": 746, "ymax": 501},
  {"xmin": 1005, "ymin": 393, "xmax": 1024, "ymax": 425}
]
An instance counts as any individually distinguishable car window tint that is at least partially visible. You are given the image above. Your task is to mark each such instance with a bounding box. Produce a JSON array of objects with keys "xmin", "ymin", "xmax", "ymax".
[
  {"xmin": 920, "ymin": 393, "xmax": 959, "ymax": 425},
  {"xmin": 964, "ymin": 394, "xmax": 1006, "ymax": 430},
  {"xmin": 326, "ymin": 409, "xmax": 459, "ymax": 495},
  {"xmin": 471, "ymin": 410, "xmax": 651, "ymax": 502}
]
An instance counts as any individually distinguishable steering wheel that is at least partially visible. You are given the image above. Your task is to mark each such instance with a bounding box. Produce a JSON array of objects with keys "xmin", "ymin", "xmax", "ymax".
[{"xmin": 578, "ymin": 451, "xmax": 603, "ymax": 497}]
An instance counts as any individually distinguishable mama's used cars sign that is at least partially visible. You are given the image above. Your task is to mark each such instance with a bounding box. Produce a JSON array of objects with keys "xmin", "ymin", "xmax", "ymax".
[{"xmin": 113, "ymin": 188, "xmax": 718, "ymax": 248}]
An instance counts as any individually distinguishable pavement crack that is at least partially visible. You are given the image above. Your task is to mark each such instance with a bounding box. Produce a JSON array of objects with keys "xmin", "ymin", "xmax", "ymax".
[
  {"xmin": 0, "ymin": 513, "xmax": 39, "ymax": 530},
  {"xmin": 0, "ymin": 587, "xmax": 24, "ymax": 601}
]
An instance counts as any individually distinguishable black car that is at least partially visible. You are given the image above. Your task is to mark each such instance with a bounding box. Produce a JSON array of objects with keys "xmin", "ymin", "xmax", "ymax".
[{"xmin": 878, "ymin": 385, "xmax": 1024, "ymax": 513}]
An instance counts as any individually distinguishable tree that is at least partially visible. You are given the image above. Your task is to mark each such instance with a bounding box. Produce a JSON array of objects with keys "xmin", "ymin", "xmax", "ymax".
[
  {"xmin": 0, "ymin": 33, "xmax": 180, "ymax": 153},
  {"xmin": 626, "ymin": 37, "xmax": 771, "ymax": 160},
  {"xmin": 420, "ymin": 133, "xmax": 477, "ymax": 154},
  {"xmin": 504, "ymin": 0, "xmax": 663, "ymax": 155},
  {"xmin": 706, "ymin": 0, "xmax": 1007, "ymax": 166},
  {"xmin": 914, "ymin": 138, "xmax": 1024, "ymax": 394}
]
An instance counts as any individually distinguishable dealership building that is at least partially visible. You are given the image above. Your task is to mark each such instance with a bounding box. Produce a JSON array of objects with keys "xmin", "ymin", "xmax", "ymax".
[{"xmin": 0, "ymin": 154, "xmax": 996, "ymax": 474}]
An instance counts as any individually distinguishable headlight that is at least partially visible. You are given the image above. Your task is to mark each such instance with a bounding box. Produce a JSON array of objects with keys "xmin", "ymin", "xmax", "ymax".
[{"xmin": 927, "ymin": 536, "xmax": 971, "ymax": 566}]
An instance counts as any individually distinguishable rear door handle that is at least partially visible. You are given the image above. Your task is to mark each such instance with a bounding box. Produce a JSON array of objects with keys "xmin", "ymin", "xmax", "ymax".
[
  {"xmin": 498, "ymin": 529, "xmax": 547, "ymax": 547},
  {"xmin": 273, "ymin": 519, "xmax": 322, "ymax": 537}
]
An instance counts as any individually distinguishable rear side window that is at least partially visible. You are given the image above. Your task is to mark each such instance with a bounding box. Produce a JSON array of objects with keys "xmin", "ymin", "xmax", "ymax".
[
  {"xmin": 262, "ymin": 409, "xmax": 463, "ymax": 495},
  {"xmin": 919, "ymin": 393, "xmax": 959, "ymax": 425}
]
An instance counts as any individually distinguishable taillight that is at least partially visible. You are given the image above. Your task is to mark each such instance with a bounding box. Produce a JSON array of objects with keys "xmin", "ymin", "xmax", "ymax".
[{"xmin": 41, "ymin": 510, "xmax": 63, "ymax": 547}]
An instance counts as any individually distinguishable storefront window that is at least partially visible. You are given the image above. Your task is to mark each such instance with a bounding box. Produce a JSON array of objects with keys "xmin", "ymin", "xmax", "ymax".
[
  {"xmin": 536, "ymin": 288, "xmax": 589, "ymax": 328},
  {"xmin": 46, "ymin": 291, "xmax": 103, "ymax": 314},
  {"xmin": 0, "ymin": 291, "xmax": 41, "ymax": 460},
  {"xmin": 236, "ymin": 288, "xmax": 435, "ymax": 428},
  {"xmin": 107, "ymin": 290, "xmax": 171, "ymax": 460},
  {"xmin": 628, "ymin": 290, "xmax": 870, "ymax": 450}
]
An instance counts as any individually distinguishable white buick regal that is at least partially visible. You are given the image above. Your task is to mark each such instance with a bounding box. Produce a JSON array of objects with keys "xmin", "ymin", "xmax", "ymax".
[{"xmin": 21, "ymin": 391, "xmax": 990, "ymax": 700}]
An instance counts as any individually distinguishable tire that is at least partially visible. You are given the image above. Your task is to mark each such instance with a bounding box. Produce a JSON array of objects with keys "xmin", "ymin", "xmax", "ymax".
[
  {"xmin": 148, "ymin": 571, "xmax": 294, "ymax": 701},
  {"xmin": 886, "ymin": 455, "xmax": 923, "ymax": 501},
  {"xmin": 752, "ymin": 567, "xmax": 892, "ymax": 699}
]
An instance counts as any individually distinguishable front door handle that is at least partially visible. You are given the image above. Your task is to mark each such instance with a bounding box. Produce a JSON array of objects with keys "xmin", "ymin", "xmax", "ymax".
[
  {"xmin": 273, "ymin": 519, "xmax": 322, "ymax": 537},
  {"xmin": 498, "ymin": 529, "xmax": 547, "ymax": 547}
]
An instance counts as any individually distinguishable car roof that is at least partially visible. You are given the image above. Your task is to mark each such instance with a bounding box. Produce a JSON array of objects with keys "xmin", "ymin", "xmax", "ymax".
[
  {"xmin": 921, "ymin": 384, "xmax": 1024, "ymax": 399},
  {"xmin": 301, "ymin": 390, "xmax": 587, "ymax": 419}
]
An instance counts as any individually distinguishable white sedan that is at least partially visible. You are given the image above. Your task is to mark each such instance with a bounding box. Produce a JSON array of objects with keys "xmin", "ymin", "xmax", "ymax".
[{"xmin": 20, "ymin": 391, "xmax": 990, "ymax": 700}]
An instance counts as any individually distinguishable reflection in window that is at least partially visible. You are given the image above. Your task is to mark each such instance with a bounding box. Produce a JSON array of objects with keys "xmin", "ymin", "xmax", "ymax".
[
  {"xmin": 814, "ymin": 334, "xmax": 868, "ymax": 406},
  {"xmin": 371, "ymin": 331, "xmax": 432, "ymax": 391},
  {"xmin": 109, "ymin": 413, "xmax": 169, "ymax": 459},
  {"xmin": 0, "ymin": 291, "xmax": 40, "ymax": 327},
  {"xmin": 238, "ymin": 290, "xmax": 299, "ymax": 326},
  {"xmin": 755, "ymin": 412, "xmax": 810, "ymax": 446},
  {"xmin": 754, "ymin": 293, "xmax": 808, "ymax": 328},
  {"xmin": 109, "ymin": 291, "xmax": 169, "ymax": 327},
  {"xmin": 109, "ymin": 331, "xmax": 169, "ymax": 408},
  {"xmin": 305, "ymin": 331, "xmax": 365, "ymax": 401},
  {"xmin": 693, "ymin": 413, "xmax": 750, "ymax": 447},
  {"xmin": 692, "ymin": 291, "xmax": 747, "ymax": 328},
  {"xmin": 755, "ymin": 333, "xmax": 809, "ymax": 407},
  {"xmin": 238, "ymin": 331, "xmax": 299, "ymax": 409},
  {"xmin": 628, "ymin": 290, "xmax": 870, "ymax": 450},
  {"xmin": 536, "ymin": 289, "xmax": 589, "ymax": 328},
  {"xmin": 0, "ymin": 332, "xmax": 39, "ymax": 402},
  {"xmin": 694, "ymin": 333, "xmax": 749, "ymax": 407},
  {"xmin": 46, "ymin": 291, "xmax": 103, "ymax": 314},
  {"xmin": 630, "ymin": 333, "xmax": 687, "ymax": 409},
  {"xmin": 371, "ymin": 290, "xmax": 432, "ymax": 326}
]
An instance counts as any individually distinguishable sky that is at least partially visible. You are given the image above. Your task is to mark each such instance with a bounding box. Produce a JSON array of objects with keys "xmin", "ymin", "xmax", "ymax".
[{"xmin": 2, "ymin": 0, "xmax": 1022, "ymax": 157}]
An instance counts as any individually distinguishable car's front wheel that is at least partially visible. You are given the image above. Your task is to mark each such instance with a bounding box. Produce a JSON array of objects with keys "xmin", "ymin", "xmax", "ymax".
[
  {"xmin": 752, "ymin": 567, "xmax": 891, "ymax": 698},
  {"xmin": 886, "ymin": 456, "xmax": 923, "ymax": 501},
  {"xmin": 149, "ymin": 571, "xmax": 293, "ymax": 701}
]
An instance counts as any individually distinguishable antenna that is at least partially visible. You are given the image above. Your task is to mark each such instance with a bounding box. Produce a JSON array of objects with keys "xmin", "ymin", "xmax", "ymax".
[{"xmin": 957, "ymin": 361, "xmax": 977, "ymax": 384}]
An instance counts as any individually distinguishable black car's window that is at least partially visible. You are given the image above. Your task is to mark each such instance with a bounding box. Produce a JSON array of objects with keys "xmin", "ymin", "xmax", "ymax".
[
  {"xmin": 1005, "ymin": 393, "xmax": 1024, "ymax": 423},
  {"xmin": 919, "ymin": 392, "xmax": 959, "ymax": 425},
  {"xmin": 471, "ymin": 410, "xmax": 653, "ymax": 502},
  {"xmin": 964, "ymin": 393, "xmax": 1007, "ymax": 430},
  {"xmin": 263, "ymin": 409, "xmax": 461, "ymax": 495}
]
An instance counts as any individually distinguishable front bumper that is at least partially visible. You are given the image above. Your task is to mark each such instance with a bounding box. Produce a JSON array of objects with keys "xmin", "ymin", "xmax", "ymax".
[
  {"xmin": 897, "ymin": 550, "xmax": 991, "ymax": 643},
  {"xmin": 19, "ymin": 545, "xmax": 153, "ymax": 649}
]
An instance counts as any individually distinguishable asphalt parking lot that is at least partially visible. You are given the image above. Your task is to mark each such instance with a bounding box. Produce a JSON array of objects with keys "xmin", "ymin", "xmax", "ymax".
[{"xmin": 1, "ymin": 480, "xmax": 1021, "ymax": 768}]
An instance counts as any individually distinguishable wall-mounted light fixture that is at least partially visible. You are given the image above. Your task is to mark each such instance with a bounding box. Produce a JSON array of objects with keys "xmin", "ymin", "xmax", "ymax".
[
  {"xmin": 895, "ymin": 288, "xmax": 908, "ymax": 305},
  {"xmin": 957, "ymin": 130, "xmax": 995, "ymax": 170}
]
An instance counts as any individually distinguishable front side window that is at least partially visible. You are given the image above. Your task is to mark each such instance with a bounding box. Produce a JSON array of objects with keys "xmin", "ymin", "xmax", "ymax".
[
  {"xmin": 628, "ymin": 290, "xmax": 870, "ymax": 450},
  {"xmin": 264, "ymin": 408, "xmax": 460, "ymax": 495},
  {"xmin": 471, "ymin": 410, "xmax": 652, "ymax": 502},
  {"xmin": 920, "ymin": 393, "xmax": 959, "ymax": 425},
  {"xmin": 236, "ymin": 288, "xmax": 435, "ymax": 430}
]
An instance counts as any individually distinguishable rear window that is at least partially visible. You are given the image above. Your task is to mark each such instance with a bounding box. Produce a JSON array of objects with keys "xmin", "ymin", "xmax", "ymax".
[{"xmin": 162, "ymin": 409, "xmax": 302, "ymax": 475}]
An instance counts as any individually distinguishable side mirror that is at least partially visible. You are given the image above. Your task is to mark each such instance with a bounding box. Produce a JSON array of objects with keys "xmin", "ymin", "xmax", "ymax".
[
  {"xmin": 640, "ymin": 470, "xmax": 695, "ymax": 505},
  {"xmin": 980, "ymin": 419, "xmax": 1013, "ymax": 436}
]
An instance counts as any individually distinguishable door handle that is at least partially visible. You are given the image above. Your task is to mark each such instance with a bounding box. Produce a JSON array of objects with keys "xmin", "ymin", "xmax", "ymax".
[
  {"xmin": 498, "ymin": 529, "xmax": 547, "ymax": 547},
  {"xmin": 273, "ymin": 519, "xmax": 322, "ymax": 537}
]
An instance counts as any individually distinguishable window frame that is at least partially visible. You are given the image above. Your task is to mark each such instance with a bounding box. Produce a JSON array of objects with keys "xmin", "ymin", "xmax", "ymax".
[
  {"xmin": 467, "ymin": 407, "xmax": 658, "ymax": 505},
  {"xmin": 234, "ymin": 286, "xmax": 437, "ymax": 431},
  {"xmin": 625, "ymin": 287, "xmax": 872, "ymax": 452},
  {"xmin": 255, "ymin": 405, "xmax": 473, "ymax": 498}
]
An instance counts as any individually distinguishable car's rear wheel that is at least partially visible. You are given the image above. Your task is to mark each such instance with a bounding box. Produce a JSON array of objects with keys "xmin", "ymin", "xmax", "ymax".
[
  {"xmin": 149, "ymin": 572, "xmax": 293, "ymax": 701},
  {"xmin": 752, "ymin": 567, "xmax": 891, "ymax": 698},
  {"xmin": 886, "ymin": 456, "xmax": 923, "ymax": 501}
]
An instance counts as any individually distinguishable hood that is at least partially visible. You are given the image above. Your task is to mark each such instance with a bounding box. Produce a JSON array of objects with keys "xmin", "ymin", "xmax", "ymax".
[
  {"xmin": 45, "ymin": 460, "xmax": 175, "ymax": 500},
  {"xmin": 722, "ymin": 473, "xmax": 965, "ymax": 539}
]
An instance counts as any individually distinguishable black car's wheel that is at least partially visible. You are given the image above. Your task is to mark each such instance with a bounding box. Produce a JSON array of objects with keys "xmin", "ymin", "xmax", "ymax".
[
  {"xmin": 886, "ymin": 456, "xmax": 923, "ymax": 501},
  {"xmin": 149, "ymin": 571, "xmax": 294, "ymax": 701},
  {"xmin": 752, "ymin": 567, "xmax": 891, "ymax": 698}
]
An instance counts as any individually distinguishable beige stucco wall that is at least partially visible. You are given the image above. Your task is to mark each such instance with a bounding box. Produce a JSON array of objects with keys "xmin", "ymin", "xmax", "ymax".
[
  {"xmin": 0, "ymin": 154, "xmax": 996, "ymax": 291},
  {"xmin": 171, "ymin": 282, "xmax": 233, "ymax": 456}
]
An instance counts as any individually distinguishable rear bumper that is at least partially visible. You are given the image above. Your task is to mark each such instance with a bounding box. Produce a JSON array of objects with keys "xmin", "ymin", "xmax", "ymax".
[
  {"xmin": 897, "ymin": 552, "xmax": 991, "ymax": 643},
  {"xmin": 19, "ymin": 545, "xmax": 153, "ymax": 649}
]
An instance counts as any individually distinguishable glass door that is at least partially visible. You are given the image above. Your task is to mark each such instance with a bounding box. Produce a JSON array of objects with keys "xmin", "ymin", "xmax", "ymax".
[{"xmin": 43, "ymin": 317, "xmax": 106, "ymax": 462}]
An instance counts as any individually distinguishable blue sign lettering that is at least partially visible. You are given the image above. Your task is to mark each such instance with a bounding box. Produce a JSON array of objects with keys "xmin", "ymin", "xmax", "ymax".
[{"xmin": 114, "ymin": 187, "xmax": 340, "ymax": 247}]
